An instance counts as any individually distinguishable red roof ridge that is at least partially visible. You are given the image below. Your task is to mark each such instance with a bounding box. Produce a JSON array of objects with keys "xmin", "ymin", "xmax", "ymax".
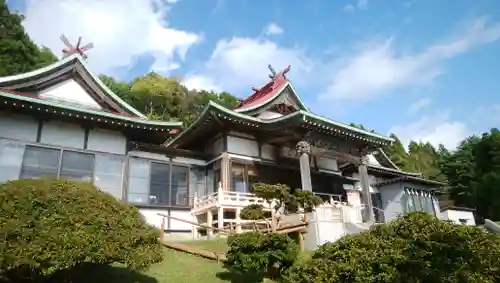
[{"xmin": 233, "ymin": 65, "xmax": 291, "ymax": 110}]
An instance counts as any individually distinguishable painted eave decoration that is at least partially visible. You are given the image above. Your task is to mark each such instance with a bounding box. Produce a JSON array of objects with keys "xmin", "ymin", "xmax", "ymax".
[{"xmin": 0, "ymin": 89, "xmax": 182, "ymax": 131}]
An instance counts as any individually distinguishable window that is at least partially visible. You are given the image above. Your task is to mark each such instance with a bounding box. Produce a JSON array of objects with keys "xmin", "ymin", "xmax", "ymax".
[
  {"xmin": 231, "ymin": 163, "xmax": 246, "ymax": 192},
  {"xmin": 402, "ymin": 187, "xmax": 436, "ymax": 215},
  {"xmin": 171, "ymin": 165, "xmax": 188, "ymax": 206},
  {"xmin": 150, "ymin": 163, "xmax": 170, "ymax": 205},
  {"xmin": 230, "ymin": 162, "xmax": 258, "ymax": 193},
  {"xmin": 127, "ymin": 158, "xmax": 150, "ymax": 204},
  {"xmin": 17, "ymin": 145, "xmax": 124, "ymax": 198},
  {"xmin": 0, "ymin": 140, "xmax": 25, "ymax": 183},
  {"xmin": 20, "ymin": 146, "xmax": 60, "ymax": 179},
  {"xmin": 126, "ymin": 157, "xmax": 191, "ymax": 206},
  {"xmin": 60, "ymin": 151, "xmax": 94, "ymax": 182},
  {"xmin": 94, "ymin": 154, "xmax": 124, "ymax": 198},
  {"xmin": 190, "ymin": 165, "xmax": 206, "ymax": 199}
]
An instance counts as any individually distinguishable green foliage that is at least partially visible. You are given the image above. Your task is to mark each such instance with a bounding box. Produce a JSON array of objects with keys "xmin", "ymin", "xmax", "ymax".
[
  {"xmin": 285, "ymin": 212, "xmax": 500, "ymax": 283},
  {"xmin": 0, "ymin": 179, "xmax": 163, "ymax": 281},
  {"xmin": 0, "ymin": 2, "xmax": 57, "ymax": 76},
  {"xmin": 240, "ymin": 204, "xmax": 269, "ymax": 220},
  {"xmin": 251, "ymin": 183, "xmax": 322, "ymax": 215},
  {"xmin": 293, "ymin": 189, "xmax": 323, "ymax": 213},
  {"xmin": 225, "ymin": 232, "xmax": 299, "ymax": 281}
]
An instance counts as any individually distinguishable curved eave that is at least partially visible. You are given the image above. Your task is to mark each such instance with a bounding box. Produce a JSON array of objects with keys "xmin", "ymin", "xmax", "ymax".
[
  {"xmin": 0, "ymin": 91, "xmax": 182, "ymax": 130},
  {"xmin": 301, "ymin": 112, "xmax": 394, "ymax": 146},
  {"xmin": 233, "ymin": 81, "xmax": 310, "ymax": 113},
  {"xmin": 375, "ymin": 176, "xmax": 445, "ymax": 187},
  {"xmin": 0, "ymin": 54, "xmax": 147, "ymax": 118},
  {"xmin": 377, "ymin": 148, "xmax": 401, "ymax": 170},
  {"xmin": 340, "ymin": 163, "xmax": 421, "ymax": 177},
  {"xmin": 166, "ymin": 101, "xmax": 303, "ymax": 148}
]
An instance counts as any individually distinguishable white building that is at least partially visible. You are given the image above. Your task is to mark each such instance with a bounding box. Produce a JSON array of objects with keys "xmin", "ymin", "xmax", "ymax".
[{"xmin": 0, "ymin": 53, "xmax": 474, "ymax": 247}]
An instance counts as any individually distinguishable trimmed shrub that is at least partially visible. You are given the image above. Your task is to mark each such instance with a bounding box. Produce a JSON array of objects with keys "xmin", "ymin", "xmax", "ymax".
[
  {"xmin": 285, "ymin": 212, "xmax": 500, "ymax": 283},
  {"xmin": 224, "ymin": 232, "xmax": 299, "ymax": 281},
  {"xmin": 0, "ymin": 179, "xmax": 163, "ymax": 281}
]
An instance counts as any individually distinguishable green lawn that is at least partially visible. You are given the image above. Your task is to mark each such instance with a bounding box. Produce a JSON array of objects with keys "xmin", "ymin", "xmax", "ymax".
[{"xmin": 44, "ymin": 240, "xmax": 279, "ymax": 283}]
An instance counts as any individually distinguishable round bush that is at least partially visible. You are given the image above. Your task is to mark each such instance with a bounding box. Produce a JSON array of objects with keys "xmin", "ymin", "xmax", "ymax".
[
  {"xmin": 224, "ymin": 231, "xmax": 299, "ymax": 281},
  {"xmin": 0, "ymin": 179, "xmax": 163, "ymax": 280},
  {"xmin": 285, "ymin": 212, "xmax": 500, "ymax": 283}
]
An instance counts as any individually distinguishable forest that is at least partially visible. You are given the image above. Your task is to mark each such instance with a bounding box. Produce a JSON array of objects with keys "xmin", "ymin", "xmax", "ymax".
[{"xmin": 2, "ymin": 1, "xmax": 500, "ymax": 222}]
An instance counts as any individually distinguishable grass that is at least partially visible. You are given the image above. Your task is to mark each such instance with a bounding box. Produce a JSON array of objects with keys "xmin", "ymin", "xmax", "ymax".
[{"xmin": 27, "ymin": 240, "xmax": 280, "ymax": 283}]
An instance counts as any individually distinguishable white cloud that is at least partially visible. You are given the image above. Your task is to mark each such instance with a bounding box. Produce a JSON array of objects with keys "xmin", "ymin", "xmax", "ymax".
[
  {"xmin": 319, "ymin": 16, "xmax": 500, "ymax": 102},
  {"xmin": 182, "ymin": 75, "xmax": 222, "ymax": 92},
  {"xmin": 407, "ymin": 98, "xmax": 431, "ymax": 115},
  {"xmin": 21, "ymin": 0, "xmax": 201, "ymax": 77},
  {"xmin": 182, "ymin": 37, "xmax": 313, "ymax": 95},
  {"xmin": 389, "ymin": 111, "xmax": 469, "ymax": 149},
  {"xmin": 344, "ymin": 0, "xmax": 368, "ymax": 12},
  {"xmin": 264, "ymin": 23, "xmax": 284, "ymax": 36}
]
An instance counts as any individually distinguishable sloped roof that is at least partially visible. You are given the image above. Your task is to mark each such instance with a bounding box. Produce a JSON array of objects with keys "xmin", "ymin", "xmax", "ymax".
[
  {"xmin": 0, "ymin": 89, "xmax": 181, "ymax": 129},
  {"xmin": 233, "ymin": 65, "xmax": 309, "ymax": 113},
  {"xmin": 340, "ymin": 149, "xmax": 422, "ymax": 177},
  {"xmin": 0, "ymin": 53, "xmax": 182, "ymax": 130},
  {"xmin": 167, "ymin": 100, "xmax": 394, "ymax": 149},
  {"xmin": 374, "ymin": 176, "xmax": 445, "ymax": 187},
  {"xmin": 0, "ymin": 53, "xmax": 146, "ymax": 118}
]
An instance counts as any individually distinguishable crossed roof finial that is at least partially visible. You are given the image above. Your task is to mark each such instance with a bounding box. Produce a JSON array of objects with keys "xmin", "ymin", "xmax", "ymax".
[{"xmin": 268, "ymin": 64, "xmax": 291, "ymax": 79}]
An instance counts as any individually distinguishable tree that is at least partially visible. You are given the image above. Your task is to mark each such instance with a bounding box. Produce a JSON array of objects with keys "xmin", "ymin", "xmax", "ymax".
[
  {"xmin": 224, "ymin": 232, "xmax": 299, "ymax": 282},
  {"xmin": 0, "ymin": 179, "xmax": 163, "ymax": 282},
  {"xmin": 249, "ymin": 183, "xmax": 322, "ymax": 231},
  {"xmin": 285, "ymin": 212, "xmax": 500, "ymax": 283},
  {"xmin": 0, "ymin": 1, "xmax": 57, "ymax": 76}
]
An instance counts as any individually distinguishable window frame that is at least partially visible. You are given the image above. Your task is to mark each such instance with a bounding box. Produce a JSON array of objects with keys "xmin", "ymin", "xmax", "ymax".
[
  {"xmin": 229, "ymin": 160, "xmax": 258, "ymax": 193},
  {"xmin": 126, "ymin": 156, "xmax": 191, "ymax": 208},
  {"xmin": 2, "ymin": 137, "xmax": 125, "ymax": 199},
  {"xmin": 402, "ymin": 186, "xmax": 437, "ymax": 215}
]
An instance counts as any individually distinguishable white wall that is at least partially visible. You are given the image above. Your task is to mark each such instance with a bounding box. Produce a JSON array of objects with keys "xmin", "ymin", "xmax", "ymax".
[
  {"xmin": 442, "ymin": 209, "xmax": 476, "ymax": 226},
  {"xmin": 261, "ymin": 144, "xmax": 277, "ymax": 160},
  {"xmin": 206, "ymin": 136, "xmax": 224, "ymax": 155},
  {"xmin": 41, "ymin": 121, "xmax": 86, "ymax": 148},
  {"xmin": 87, "ymin": 127, "xmax": 127, "ymax": 155},
  {"xmin": 139, "ymin": 207, "xmax": 193, "ymax": 231},
  {"xmin": 0, "ymin": 111, "xmax": 38, "ymax": 142},
  {"xmin": 227, "ymin": 135, "xmax": 259, "ymax": 157},
  {"xmin": 316, "ymin": 157, "xmax": 338, "ymax": 171},
  {"xmin": 38, "ymin": 78, "xmax": 102, "ymax": 109}
]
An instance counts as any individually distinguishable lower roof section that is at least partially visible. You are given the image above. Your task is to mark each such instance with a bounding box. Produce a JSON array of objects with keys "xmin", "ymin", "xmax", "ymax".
[
  {"xmin": 167, "ymin": 101, "xmax": 394, "ymax": 151},
  {"xmin": 0, "ymin": 90, "xmax": 182, "ymax": 144}
]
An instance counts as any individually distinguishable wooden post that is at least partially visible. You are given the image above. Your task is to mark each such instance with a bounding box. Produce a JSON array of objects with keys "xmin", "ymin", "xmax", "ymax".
[
  {"xmin": 160, "ymin": 217, "xmax": 165, "ymax": 241},
  {"xmin": 235, "ymin": 207, "xmax": 242, "ymax": 233},
  {"xmin": 358, "ymin": 156, "xmax": 374, "ymax": 223},
  {"xmin": 296, "ymin": 141, "xmax": 312, "ymax": 192},
  {"xmin": 207, "ymin": 209, "xmax": 213, "ymax": 239},
  {"xmin": 218, "ymin": 207, "xmax": 224, "ymax": 232},
  {"xmin": 270, "ymin": 201, "xmax": 277, "ymax": 232}
]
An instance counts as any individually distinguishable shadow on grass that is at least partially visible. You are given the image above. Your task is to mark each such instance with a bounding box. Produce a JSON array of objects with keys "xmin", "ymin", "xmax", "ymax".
[
  {"xmin": 215, "ymin": 271, "xmax": 264, "ymax": 283},
  {"xmin": 1, "ymin": 263, "xmax": 157, "ymax": 283}
]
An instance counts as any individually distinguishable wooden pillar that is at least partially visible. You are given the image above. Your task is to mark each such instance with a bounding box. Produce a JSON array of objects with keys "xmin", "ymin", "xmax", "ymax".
[
  {"xmin": 235, "ymin": 207, "xmax": 242, "ymax": 233},
  {"xmin": 218, "ymin": 207, "xmax": 224, "ymax": 231},
  {"xmin": 207, "ymin": 209, "xmax": 213, "ymax": 239},
  {"xmin": 296, "ymin": 141, "xmax": 313, "ymax": 192},
  {"xmin": 221, "ymin": 152, "xmax": 230, "ymax": 192},
  {"xmin": 358, "ymin": 156, "xmax": 374, "ymax": 223}
]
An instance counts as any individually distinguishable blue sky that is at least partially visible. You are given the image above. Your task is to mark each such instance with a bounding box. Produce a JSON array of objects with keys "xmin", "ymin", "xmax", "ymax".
[{"xmin": 8, "ymin": 0, "xmax": 500, "ymax": 149}]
